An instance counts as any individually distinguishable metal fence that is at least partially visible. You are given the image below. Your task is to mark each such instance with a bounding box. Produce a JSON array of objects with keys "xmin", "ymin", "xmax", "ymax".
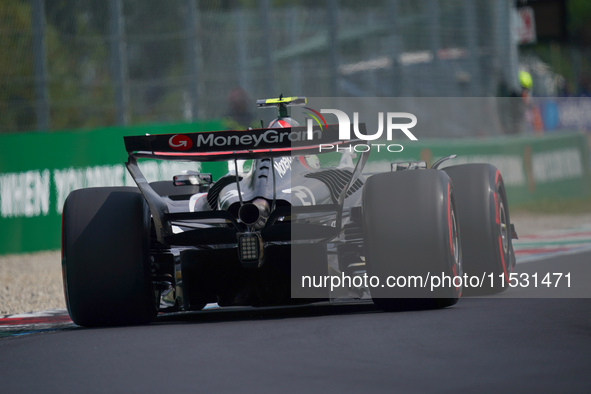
[{"xmin": 1, "ymin": 0, "xmax": 520, "ymax": 133}]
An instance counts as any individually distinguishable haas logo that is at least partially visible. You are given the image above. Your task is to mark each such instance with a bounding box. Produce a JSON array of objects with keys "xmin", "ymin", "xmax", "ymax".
[{"xmin": 169, "ymin": 134, "xmax": 193, "ymax": 151}]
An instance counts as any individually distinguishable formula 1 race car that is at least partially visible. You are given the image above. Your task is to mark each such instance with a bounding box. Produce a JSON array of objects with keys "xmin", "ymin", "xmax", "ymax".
[{"xmin": 61, "ymin": 96, "xmax": 517, "ymax": 327}]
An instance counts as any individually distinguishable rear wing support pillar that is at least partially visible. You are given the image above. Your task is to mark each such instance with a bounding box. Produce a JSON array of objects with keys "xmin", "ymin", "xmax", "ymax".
[{"xmin": 126, "ymin": 155, "xmax": 173, "ymax": 244}]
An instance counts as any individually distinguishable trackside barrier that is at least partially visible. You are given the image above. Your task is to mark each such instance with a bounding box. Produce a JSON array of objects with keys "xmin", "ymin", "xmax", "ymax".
[
  {"xmin": 0, "ymin": 127, "xmax": 589, "ymax": 255},
  {"xmin": 0, "ymin": 121, "xmax": 223, "ymax": 255}
]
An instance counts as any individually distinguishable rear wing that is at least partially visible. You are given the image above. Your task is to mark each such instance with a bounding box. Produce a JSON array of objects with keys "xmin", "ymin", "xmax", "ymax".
[
  {"xmin": 124, "ymin": 124, "xmax": 364, "ymax": 162},
  {"xmin": 124, "ymin": 124, "xmax": 369, "ymax": 244}
]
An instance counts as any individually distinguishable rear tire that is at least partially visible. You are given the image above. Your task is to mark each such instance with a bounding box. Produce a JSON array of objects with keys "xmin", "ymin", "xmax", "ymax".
[
  {"xmin": 363, "ymin": 170, "xmax": 461, "ymax": 311},
  {"xmin": 443, "ymin": 164, "xmax": 515, "ymax": 294},
  {"xmin": 62, "ymin": 187, "xmax": 157, "ymax": 326}
]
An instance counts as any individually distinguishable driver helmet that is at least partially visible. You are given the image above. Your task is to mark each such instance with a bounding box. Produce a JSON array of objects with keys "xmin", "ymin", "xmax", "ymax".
[
  {"xmin": 268, "ymin": 117, "xmax": 300, "ymax": 128},
  {"xmin": 267, "ymin": 117, "xmax": 320, "ymax": 169}
]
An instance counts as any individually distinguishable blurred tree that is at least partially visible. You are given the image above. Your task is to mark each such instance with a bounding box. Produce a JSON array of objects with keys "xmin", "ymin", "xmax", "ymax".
[
  {"xmin": 0, "ymin": 0, "xmax": 114, "ymax": 132},
  {"xmin": 0, "ymin": 1, "xmax": 35, "ymax": 132}
]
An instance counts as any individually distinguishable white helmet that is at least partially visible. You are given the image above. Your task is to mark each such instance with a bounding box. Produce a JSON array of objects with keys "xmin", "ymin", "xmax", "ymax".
[{"xmin": 268, "ymin": 117, "xmax": 300, "ymax": 128}]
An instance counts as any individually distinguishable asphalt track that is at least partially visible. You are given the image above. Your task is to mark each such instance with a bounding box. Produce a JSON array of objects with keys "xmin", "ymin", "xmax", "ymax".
[{"xmin": 1, "ymin": 251, "xmax": 591, "ymax": 393}]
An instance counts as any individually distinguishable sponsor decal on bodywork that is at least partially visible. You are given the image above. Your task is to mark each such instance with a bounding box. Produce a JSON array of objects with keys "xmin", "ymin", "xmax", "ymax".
[
  {"xmin": 274, "ymin": 157, "xmax": 293, "ymax": 178},
  {"xmin": 195, "ymin": 129, "xmax": 321, "ymax": 149},
  {"xmin": 169, "ymin": 134, "xmax": 193, "ymax": 151}
]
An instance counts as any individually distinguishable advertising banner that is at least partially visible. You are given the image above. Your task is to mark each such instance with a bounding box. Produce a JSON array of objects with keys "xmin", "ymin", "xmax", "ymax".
[{"xmin": 0, "ymin": 121, "xmax": 224, "ymax": 254}]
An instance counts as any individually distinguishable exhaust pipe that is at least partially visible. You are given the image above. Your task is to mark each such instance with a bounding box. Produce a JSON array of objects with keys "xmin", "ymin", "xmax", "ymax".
[{"xmin": 238, "ymin": 198, "xmax": 270, "ymax": 229}]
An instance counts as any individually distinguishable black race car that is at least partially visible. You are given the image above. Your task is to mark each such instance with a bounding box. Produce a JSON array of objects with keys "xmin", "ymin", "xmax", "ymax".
[{"xmin": 62, "ymin": 97, "xmax": 517, "ymax": 327}]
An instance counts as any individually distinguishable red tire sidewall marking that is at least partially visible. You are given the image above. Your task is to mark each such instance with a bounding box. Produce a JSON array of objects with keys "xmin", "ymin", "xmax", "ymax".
[{"xmin": 494, "ymin": 172, "xmax": 510, "ymax": 284}]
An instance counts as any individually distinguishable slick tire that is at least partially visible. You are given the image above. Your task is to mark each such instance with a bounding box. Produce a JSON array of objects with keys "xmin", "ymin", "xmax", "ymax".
[
  {"xmin": 443, "ymin": 164, "xmax": 516, "ymax": 295},
  {"xmin": 363, "ymin": 170, "xmax": 461, "ymax": 311},
  {"xmin": 62, "ymin": 187, "xmax": 157, "ymax": 327}
]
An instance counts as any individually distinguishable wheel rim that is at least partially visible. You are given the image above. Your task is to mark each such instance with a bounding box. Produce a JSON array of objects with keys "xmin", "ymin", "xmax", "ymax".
[{"xmin": 499, "ymin": 200, "xmax": 509, "ymax": 255}]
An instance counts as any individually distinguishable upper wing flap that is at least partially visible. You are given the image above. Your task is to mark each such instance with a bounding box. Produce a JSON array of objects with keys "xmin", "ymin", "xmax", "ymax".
[{"xmin": 124, "ymin": 125, "xmax": 363, "ymax": 161}]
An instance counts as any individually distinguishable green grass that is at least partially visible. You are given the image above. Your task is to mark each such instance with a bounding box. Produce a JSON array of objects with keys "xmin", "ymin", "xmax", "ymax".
[{"xmin": 512, "ymin": 195, "xmax": 591, "ymax": 215}]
